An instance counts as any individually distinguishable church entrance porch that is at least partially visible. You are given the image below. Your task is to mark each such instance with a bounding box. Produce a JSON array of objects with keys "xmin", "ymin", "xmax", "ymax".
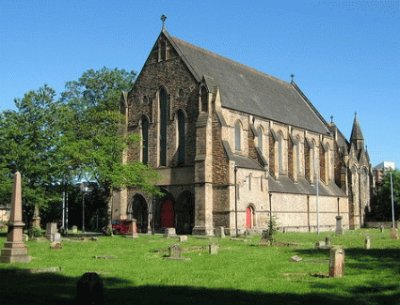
[{"xmin": 128, "ymin": 194, "xmax": 148, "ymax": 233}]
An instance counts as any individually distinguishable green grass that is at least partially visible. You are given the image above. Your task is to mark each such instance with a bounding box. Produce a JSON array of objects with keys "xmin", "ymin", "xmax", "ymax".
[{"xmin": 0, "ymin": 229, "xmax": 399, "ymax": 305}]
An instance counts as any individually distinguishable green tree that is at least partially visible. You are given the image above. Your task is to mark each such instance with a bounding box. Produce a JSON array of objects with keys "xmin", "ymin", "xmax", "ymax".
[
  {"xmin": 0, "ymin": 85, "xmax": 62, "ymax": 224},
  {"xmin": 370, "ymin": 169, "xmax": 400, "ymax": 221},
  {"xmin": 60, "ymin": 67, "xmax": 160, "ymax": 233}
]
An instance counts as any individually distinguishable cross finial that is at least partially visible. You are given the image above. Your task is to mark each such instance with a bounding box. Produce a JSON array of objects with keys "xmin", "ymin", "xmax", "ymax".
[
  {"xmin": 290, "ymin": 74, "xmax": 295, "ymax": 83},
  {"xmin": 161, "ymin": 14, "xmax": 167, "ymax": 30},
  {"xmin": 330, "ymin": 115, "xmax": 334, "ymax": 123}
]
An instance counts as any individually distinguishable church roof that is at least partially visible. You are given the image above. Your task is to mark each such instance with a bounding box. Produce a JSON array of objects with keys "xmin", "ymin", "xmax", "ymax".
[{"xmin": 167, "ymin": 31, "xmax": 331, "ymax": 135}]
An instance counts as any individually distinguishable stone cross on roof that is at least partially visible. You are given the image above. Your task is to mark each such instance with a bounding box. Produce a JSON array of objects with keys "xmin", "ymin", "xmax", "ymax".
[{"xmin": 161, "ymin": 14, "xmax": 167, "ymax": 30}]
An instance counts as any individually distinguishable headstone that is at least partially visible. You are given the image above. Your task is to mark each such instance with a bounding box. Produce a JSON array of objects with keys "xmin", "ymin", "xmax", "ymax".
[
  {"xmin": 315, "ymin": 241, "xmax": 326, "ymax": 249},
  {"xmin": 260, "ymin": 229, "xmax": 272, "ymax": 246},
  {"xmin": 215, "ymin": 226, "xmax": 226, "ymax": 238},
  {"xmin": 179, "ymin": 235, "xmax": 188, "ymax": 242},
  {"xmin": 335, "ymin": 216, "xmax": 343, "ymax": 235},
  {"xmin": 76, "ymin": 272, "xmax": 104, "ymax": 305},
  {"xmin": 329, "ymin": 247, "xmax": 345, "ymax": 278},
  {"xmin": 128, "ymin": 219, "xmax": 138, "ymax": 238},
  {"xmin": 46, "ymin": 222, "xmax": 58, "ymax": 240},
  {"xmin": 168, "ymin": 244, "xmax": 182, "ymax": 259},
  {"xmin": 71, "ymin": 225, "xmax": 78, "ymax": 234},
  {"xmin": 209, "ymin": 244, "xmax": 219, "ymax": 255},
  {"xmin": 164, "ymin": 228, "xmax": 177, "ymax": 237},
  {"xmin": 364, "ymin": 236, "xmax": 371, "ymax": 249},
  {"xmin": 52, "ymin": 233, "xmax": 62, "ymax": 242},
  {"xmin": 390, "ymin": 228, "xmax": 399, "ymax": 240},
  {"xmin": 0, "ymin": 171, "xmax": 31, "ymax": 263},
  {"xmin": 379, "ymin": 225, "xmax": 384, "ymax": 233},
  {"xmin": 31, "ymin": 206, "xmax": 41, "ymax": 229},
  {"xmin": 291, "ymin": 255, "xmax": 302, "ymax": 262}
]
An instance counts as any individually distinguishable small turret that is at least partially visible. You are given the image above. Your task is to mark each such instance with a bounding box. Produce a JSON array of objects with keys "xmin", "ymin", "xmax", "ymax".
[{"xmin": 350, "ymin": 112, "xmax": 364, "ymax": 151}]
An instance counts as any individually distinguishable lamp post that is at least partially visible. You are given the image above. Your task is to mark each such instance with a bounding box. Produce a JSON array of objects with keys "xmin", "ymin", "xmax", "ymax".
[
  {"xmin": 234, "ymin": 165, "xmax": 238, "ymax": 238},
  {"xmin": 80, "ymin": 182, "xmax": 89, "ymax": 233},
  {"xmin": 390, "ymin": 171, "xmax": 395, "ymax": 229}
]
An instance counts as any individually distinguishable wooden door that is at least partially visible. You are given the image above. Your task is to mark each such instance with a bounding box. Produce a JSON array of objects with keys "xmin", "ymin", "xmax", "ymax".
[{"xmin": 161, "ymin": 199, "xmax": 174, "ymax": 228}]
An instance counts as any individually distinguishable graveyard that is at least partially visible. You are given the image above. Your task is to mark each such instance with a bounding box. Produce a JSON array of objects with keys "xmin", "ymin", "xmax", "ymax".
[{"xmin": 0, "ymin": 229, "xmax": 399, "ymax": 305}]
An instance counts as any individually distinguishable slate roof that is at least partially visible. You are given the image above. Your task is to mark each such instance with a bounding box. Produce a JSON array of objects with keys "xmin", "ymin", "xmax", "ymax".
[{"xmin": 167, "ymin": 32, "xmax": 331, "ymax": 135}]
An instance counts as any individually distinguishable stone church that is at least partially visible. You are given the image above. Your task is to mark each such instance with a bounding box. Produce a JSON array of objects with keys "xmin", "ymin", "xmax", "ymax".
[{"xmin": 114, "ymin": 27, "xmax": 372, "ymax": 235}]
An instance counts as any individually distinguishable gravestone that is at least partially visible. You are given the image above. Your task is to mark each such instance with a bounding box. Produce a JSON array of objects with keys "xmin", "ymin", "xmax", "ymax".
[
  {"xmin": 164, "ymin": 228, "xmax": 177, "ymax": 237},
  {"xmin": 179, "ymin": 235, "xmax": 188, "ymax": 242},
  {"xmin": 0, "ymin": 171, "xmax": 31, "ymax": 263},
  {"xmin": 335, "ymin": 216, "xmax": 343, "ymax": 235},
  {"xmin": 379, "ymin": 225, "xmax": 384, "ymax": 233},
  {"xmin": 76, "ymin": 272, "xmax": 104, "ymax": 305},
  {"xmin": 364, "ymin": 236, "xmax": 371, "ymax": 249},
  {"xmin": 46, "ymin": 223, "xmax": 58, "ymax": 240},
  {"xmin": 50, "ymin": 242, "xmax": 62, "ymax": 250},
  {"xmin": 215, "ymin": 226, "xmax": 225, "ymax": 238},
  {"xmin": 209, "ymin": 244, "xmax": 219, "ymax": 255},
  {"xmin": 260, "ymin": 229, "xmax": 272, "ymax": 246},
  {"xmin": 390, "ymin": 228, "xmax": 399, "ymax": 240},
  {"xmin": 52, "ymin": 233, "xmax": 62, "ymax": 242},
  {"xmin": 168, "ymin": 244, "xmax": 182, "ymax": 259},
  {"xmin": 71, "ymin": 225, "xmax": 78, "ymax": 234},
  {"xmin": 315, "ymin": 240, "xmax": 326, "ymax": 249},
  {"xmin": 329, "ymin": 247, "xmax": 345, "ymax": 278}
]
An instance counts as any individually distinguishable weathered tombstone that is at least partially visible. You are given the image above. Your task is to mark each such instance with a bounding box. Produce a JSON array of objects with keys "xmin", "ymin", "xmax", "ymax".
[
  {"xmin": 0, "ymin": 171, "xmax": 31, "ymax": 263},
  {"xmin": 215, "ymin": 226, "xmax": 226, "ymax": 238},
  {"xmin": 71, "ymin": 225, "xmax": 78, "ymax": 234},
  {"xmin": 329, "ymin": 247, "xmax": 345, "ymax": 278},
  {"xmin": 179, "ymin": 235, "xmax": 188, "ymax": 242},
  {"xmin": 325, "ymin": 237, "xmax": 332, "ymax": 247},
  {"xmin": 209, "ymin": 244, "xmax": 219, "ymax": 255},
  {"xmin": 76, "ymin": 272, "xmax": 104, "ymax": 305},
  {"xmin": 128, "ymin": 219, "xmax": 138, "ymax": 238},
  {"xmin": 168, "ymin": 244, "xmax": 182, "ymax": 259},
  {"xmin": 164, "ymin": 228, "xmax": 177, "ymax": 237},
  {"xmin": 52, "ymin": 233, "xmax": 62, "ymax": 242},
  {"xmin": 364, "ymin": 236, "xmax": 371, "ymax": 249},
  {"xmin": 291, "ymin": 255, "xmax": 302, "ymax": 262},
  {"xmin": 390, "ymin": 228, "xmax": 399, "ymax": 240},
  {"xmin": 315, "ymin": 240, "xmax": 326, "ymax": 249},
  {"xmin": 260, "ymin": 229, "xmax": 272, "ymax": 246},
  {"xmin": 46, "ymin": 222, "xmax": 58, "ymax": 240},
  {"xmin": 50, "ymin": 242, "xmax": 62, "ymax": 250},
  {"xmin": 335, "ymin": 216, "xmax": 343, "ymax": 235},
  {"xmin": 379, "ymin": 225, "xmax": 384, "ymax": 233}
]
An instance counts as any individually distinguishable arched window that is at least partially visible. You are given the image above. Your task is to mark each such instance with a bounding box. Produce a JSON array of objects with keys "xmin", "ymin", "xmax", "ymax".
[
  {"xmin": 296, "ymin": 138, "xmax": 301, "ymax": 175},
  {"xmin": 235, "ymin": 121, "xmax": 242, "ymax": 151},
  {"xmin": 304, "ymin": 140, "xmax": 311, "ymax": 182},
  {"xmin": 177, "ymin": 110, "xmax": 185, "ymax": 165},
  {"xmin": 278, "ymin": 133, "xmax": 284, "ymax": 174},
  {"xmin": 288, "ymin": 136, "xmax": 294, "ymax": 180},
  {"xmin": 141, "ymin": 115, "xmax": 149, "ymax": 165},
  {"xmin": 257, "ymin": 126, "xmax": 263, "ymax": 152},
  {"xmin": 269, "ymin": 131, "xmax": 276, "ymax": 177},
  {"xmin": 320, "ymin": 143, "xmax": 326, "ymax": 183},
  {"xmin": 200, "ymin": 86, "xmax": 208, "ymax": 113},
  {"xmin": 159, "ymin": 87, "xmax": 168, "ymax": 166}
]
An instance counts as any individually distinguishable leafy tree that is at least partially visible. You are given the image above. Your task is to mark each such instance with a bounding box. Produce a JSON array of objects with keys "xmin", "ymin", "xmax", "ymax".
[
  {"xmin": 370, "ymin": 169, "xmax": 400, "ymax": 221},
  {"xmin": 60, "ymin": 67, "xmax": 160, "ymax": 233},
  {"xmin": 0, "ymin": 85, "xmax": 62, "ymax": 224}
]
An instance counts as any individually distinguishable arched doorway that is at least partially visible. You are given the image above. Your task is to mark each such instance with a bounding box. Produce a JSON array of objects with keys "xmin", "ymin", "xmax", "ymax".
[
  {"xmin": 129, "ymin": 194, "xmax": 148, "ymax": 233},
  {"xmin": 175, "ymin": 191, "xmax": 194, "ymax": 234},
  {"xmin": 246, "ymin": 206, "xmax": 254, "ymax": 229},
  {"xmin": 160, "ymin": 198, "xmax": 175, "ymax": 228}
]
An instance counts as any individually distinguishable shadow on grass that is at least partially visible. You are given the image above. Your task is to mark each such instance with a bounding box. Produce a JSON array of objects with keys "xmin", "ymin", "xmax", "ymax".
[{"xmin": 0, "ymin": 267, "xmax": 399, "ymax": 305}]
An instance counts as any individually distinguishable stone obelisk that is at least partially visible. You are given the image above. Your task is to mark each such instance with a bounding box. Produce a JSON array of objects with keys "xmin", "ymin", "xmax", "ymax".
[{"xmin": 0, "ymin": 171, "xmax": 31, "ymax": 263}]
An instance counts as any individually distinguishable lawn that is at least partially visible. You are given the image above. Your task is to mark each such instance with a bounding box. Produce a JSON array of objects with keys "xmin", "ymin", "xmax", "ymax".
[{"xmin": 0, "ymin": 229, "xmax": 399, "ymax": 305}]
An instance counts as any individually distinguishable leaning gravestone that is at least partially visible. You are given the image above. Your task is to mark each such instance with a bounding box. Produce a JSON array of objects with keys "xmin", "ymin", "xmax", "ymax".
[
  {"xmin": 209, "ymin": 244, "xmax": 219, "ymax": 255},
  {"xmin": 168, "ymin": 244, "xmax": 182, "ymax": 259},
  {"xmin": 0, "ymin": 171, "xmax": 31, "ymax": 263},
  {"xmin": 76, "ymin": 272, "xmax": 104, "ymax": 305},
  {"xmin": 329, "ymin": 247, "xmax": 345, "ymax": 278}
]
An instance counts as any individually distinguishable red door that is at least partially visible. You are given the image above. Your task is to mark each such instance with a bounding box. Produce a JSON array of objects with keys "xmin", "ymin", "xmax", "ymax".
[
  {"xmin": 246, "ymin": 207, "xmax": 253, "ymax": 229},
  {"xmin": 161, "ymin": 199, "xmax": 175, "ymax": 228}
]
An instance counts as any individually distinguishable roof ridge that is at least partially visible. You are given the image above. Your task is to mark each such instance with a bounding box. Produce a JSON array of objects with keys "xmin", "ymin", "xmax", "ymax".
[{"xmin": 171, "ymin": 36, "xmax": 292, "ymax": 88}]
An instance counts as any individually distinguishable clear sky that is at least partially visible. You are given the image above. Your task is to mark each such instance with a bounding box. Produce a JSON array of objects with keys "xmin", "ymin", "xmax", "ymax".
[{"xmin": 0, "ymin": 0, "xmax": 399, "ymax": 168}]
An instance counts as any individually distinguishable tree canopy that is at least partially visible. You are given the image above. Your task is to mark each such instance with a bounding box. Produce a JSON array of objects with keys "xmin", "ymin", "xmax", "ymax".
[{"xmin": 0, "ymin": 67, "xmax": 160, "ymax": 228}]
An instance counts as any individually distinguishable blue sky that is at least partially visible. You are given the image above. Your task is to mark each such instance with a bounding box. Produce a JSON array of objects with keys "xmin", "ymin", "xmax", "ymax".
[{"xmin": 0, "ymin": 0, "xmax": 399, "ymax": 168}]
